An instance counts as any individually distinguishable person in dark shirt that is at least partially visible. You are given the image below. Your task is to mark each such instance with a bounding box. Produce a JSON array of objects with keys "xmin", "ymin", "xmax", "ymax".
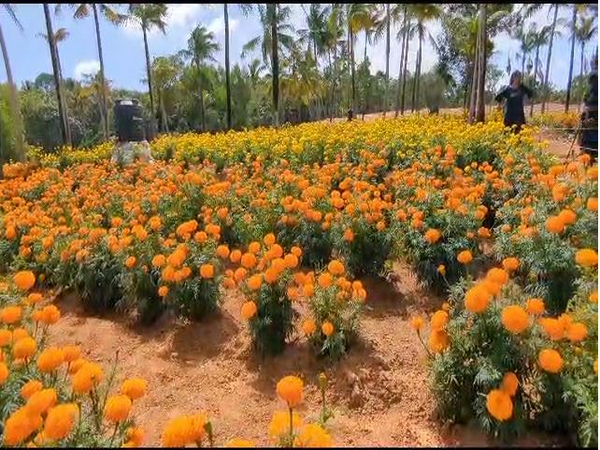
[{"xmin": 494, "ymin": 70, "xmax": 533, "ymax": 133}]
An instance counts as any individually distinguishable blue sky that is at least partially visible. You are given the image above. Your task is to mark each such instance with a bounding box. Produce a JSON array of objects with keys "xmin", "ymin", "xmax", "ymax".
[{"xmin": 0, "ymin": 4, "xmax": 594, "ymax": 93}]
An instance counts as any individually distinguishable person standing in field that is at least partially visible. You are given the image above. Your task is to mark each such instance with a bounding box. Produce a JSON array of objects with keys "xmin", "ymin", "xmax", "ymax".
[{"xmin": 494, "ymin": 70, "xmax": 534, "ymax": 134}]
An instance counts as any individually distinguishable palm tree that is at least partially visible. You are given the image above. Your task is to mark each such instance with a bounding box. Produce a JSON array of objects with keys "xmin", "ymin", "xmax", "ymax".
[
  {"xmin": 38, "ymin": 26, "xmax": 72, "ymax": 145},
  {"xmin": 298, "ymin": 4, "xmax": 329, "ymax": 62},
  {"xmin": 565, "ymin": 5, "xmax": 578, "ymax": 112},
  {"xmin": 241, "ymin": 4, "xmax": 295, "ymax": 127},
  {"xmin": 399, "ymin": 7, "xmax": 413, "ymax": 116},
  {"xmin": 180, "ymin": 25, "xmax": 219, "ymax": 132},
  {"xmin": 541, "ymin": 4, "xmax": 559, "ymax": 114},
  {"xmin": 128, "ymin": 3, "xmax": 168, "ymax": 129},
  {"xmin": 323, "ymin": 4, "xmax": 344, "ymax": 121},
  {"xmin": 474, "ymin": 3, "xmax": 487, "ymax": 123},
  {"xmin": 67, "ymin": 3, "xmax": 126, "ymax": 140},
  {"xmin": 0, "ymin": 4, "xmax": 24, "ymax": 161},
  {"xmin": 152, "ymin": 55, "xmax": 181, "ymax": 133},
  {"xmin": 529, "ymin": 24, "xmax": 553, "ymax": 117},
  {"xmin": 43, "ymin": 4, "xmax": 70, "ymax": 146},
  {"xmin": 575, "ymin": 16, "xmax": 597, "ymax": 110},
  {"xmin": 345, "ymin": 4, "xmax": 374, "ymax": 114},
  {"xmin": 383, "ymin": 3, "xmax": 391, "ymax": 116},
  {"xmin": 224, "ymin": 4, "xmax": 231, "ymax": 129},
  {"xmin": 409, "ymin": 4, "xmax": 440, "ymax": 113}
]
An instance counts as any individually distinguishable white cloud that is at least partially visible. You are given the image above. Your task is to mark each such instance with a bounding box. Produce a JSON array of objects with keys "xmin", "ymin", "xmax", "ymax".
[
  {"xmin": 74, "ymin": 60, "xmax": 100, "ymax": 80},
  {"xmin": 207, "ymin": 16, "xmax": 239, "ymax": 35},
  {"xmin": 122, "ymin": 4, "xmax": 213, "ymax": 39}
]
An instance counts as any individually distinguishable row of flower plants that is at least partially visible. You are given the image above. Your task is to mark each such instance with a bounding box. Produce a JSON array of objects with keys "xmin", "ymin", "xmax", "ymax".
[
  {"xmin": 0, "ymin": 115, "xmax": 596, "ymax": 445},
  {"xmin": 0, "ymin": 271, "xmax": 334, "ymax": 447}
]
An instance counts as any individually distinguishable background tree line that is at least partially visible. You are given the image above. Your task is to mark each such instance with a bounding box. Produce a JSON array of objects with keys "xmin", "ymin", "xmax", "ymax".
[{"xmin": 0, "ymin": 3, "xmax": 597, "ymax": 160}]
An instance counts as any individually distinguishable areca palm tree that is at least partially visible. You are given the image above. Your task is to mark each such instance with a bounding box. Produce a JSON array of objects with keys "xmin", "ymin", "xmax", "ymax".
[
  {"xmin": 180, "ymin": 25, "xmax": 219, "ymax": 132},
  {"xmin": 224, "ymin": 4, "xmax": 231, "ymax": 129},
  {"xmin": 128, "ymin": 3, "xmax": 168, "ymax": 127},
  {"xmin": 345, "ymin": 3, "xmax": 375, "ymax": 113},
  {"xmin": 0, "ymin": 4, "xmax": 24, "ymax": 161},
  {"xmin": 67, "ymin": 3, "xmax": 126, "ymax": 140},
  {"xmin": 409, "ymin": 4, "xmax": 440, "ymax": 113},
  {"xmin": 575, "ymin": 16, "xmax": 597, "ymax": 109},
  {"xmin": 241, "ymin": 4, "xmax": 295, "ymax": 126},
  {"xmin": 38, "ymin": 23, "xmax": 72, "ymax": 146},
  {"xmin": 43, "ymin": 4, "xmax": 70, "ymax": 146},
  {"xmin": 323, "ymin": 4, "xmax": 344, "ymax": 121}
]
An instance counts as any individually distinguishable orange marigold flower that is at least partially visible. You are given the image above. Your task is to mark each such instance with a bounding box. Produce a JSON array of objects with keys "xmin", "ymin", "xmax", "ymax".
[
  {"xmin": 502, "ymin": 257, "xmax": 519, "ymax": 272},
  {"xmin": 539, "ymin": 318, "xmax": 564, "ymax": 341},
  {"xmin": 321, "ymin": 321, "xmax": 334, "ymax": 337},
  {"xmin": 284, "ymin": 253, "xmax": 299, "ymax": 269},
  {"xmin": 464, "ymin": 284, "xmax": 490, "ymax": 313},
  {"xmin": 525, "ymin": 298, "xmax": 545, "ymax": 315},
  {"xmin": 589, "ymin": 291, "xmax": 598, "ymax": 303},
  {"xmin": 317, "ymin": 273, "xmax": 333, "ymax": 289},
  {"xmin": 20, "ymin": 380, "xmax": 43, "ymax": 400},
  {"xmin": 247, "ymin": 274, "xmax": 263, "ymax": 291},
  {"xmin": 327, "ymin": 260, "xmax": 345, "ymax": 276},
  {"xmin": 13, "ymin": 271, "xmax": 36, "ymax": 291},
  {"xmin": 587, "ymin": 197, "xmax": 598, "ymax": 211},
  {"xmin": 428, "ymin": 329, "xmax": 450, "ymax": 353},
  {"xmin": 1, "ymin": 306, "xmax": 22, "ymax": 325},
  {"xmin": 302, "ymin": 319, "xmax": 316, "ymax": 336},
  {"xmin": 37, "ymin": 347, "xmax": 65, "ymax": 373},
  {"xmin": 558, "ymin": 209, "xmax": 577, "ymax": 225},
  {"xmin": 424, "ymin": 228, "xmax": 442, "ymax": 244},
  {"xmin": 26, "ymin": 388, "xmax": 57, "ymax": 416},
  {"xmin": 13, "ymin": 336, "xmax": 37, "ymax": 360},
  {"xmin": 500, "ymin": 372, "xmax": 519, "ymax": 397},
  {"xmin": 216, "ymin": 245, "xmax": 230, "ymax": 259},
  {"xmin": 276, "ymin": 375, "xmax": 303, "ymax": 408},
  {"xmin": 126, "ymin": 427, "xmax": 145, "ymax": 447},
  {"xmin": 226, "ymin": 438, "xmax": 256, "ymax": 447},
  {"xmin": 241, "ymin": 253, "xmax": 257, "ymax": 269},
  {"xmin": 71, "ymin": 362, "xmax": 103, "ymax": 394},
  {"xmin": 566, "ymin": 322, "xmax": 587, "ymax": 342},
  {"xmin": 40, "ymin": 305, "xmax": 61, "ymax": 325},
  {"xmin": 152, "ymin": 254, "xmax": 166, "ymax": 268},
  {"xmin": 501, "ymin": 305, "xmax": 529, "ymax": 334},
  {"xmin": 343, "ymin": 228, "xmax": 354, "ymax": 242},
  {"xmin": 248, "ymin": 242, "xmax": 261, "ymax": 254},
  {"xmin": 229, "ymin": 249, "xmax": 242, "ymax": 263},
  {"xmin": 486, "ymin": 268, "xmax": 509, "ymax": 286},
  {"xmin": 44, "ymin": 403, "xmax": 78, "ymax": 441},
  {"xmin": 200, "ymin": 264, "xmax": 215, "ymax": 279},
  {"xmin": 457, "ymin": 250, "xmax": 473, "ymax": 264},
  {"xmin": 0, "ymin": 329, "xmax": 12, "ymax": 347},
  {"xmin": 291, "ymin": 246, "xmax": 303, "ymax": 257},
  {"xmin": 264, "ymin": 233, "xmax": 276, "ymax": 246},
  {"xmin": 545, "ymin": 216, "xmax": 565, "ymax": 234},
  {"xmin": 295, "ymin": 423, "xmax": 332, "ymax": 447},
  {"xmin": 241, "ymin": 301, "xmax": 257, "ymax": 320},
  {"xmin": 575, "ymin": 248, "xmax": 598, "ymax": 267},
  {"xmin": 125, "ymin": 256, "xmax": 137, "ymax": 269},
  {"xmin": 121, "ymin": 377, "xmax": 148, "ymax": 401},
  {"xmin": 430, "ymin": 310, "xmax": 448, "ymax": 331},
  {"xmin": 486, "ymin": 389, "xmax": 513, "ymax": 421},
  {"xmin": 268, "ymin": 411, "xmax": 303, "ymax": 441},
  {"xmin": 539, "ymin": 349, "xmax": 563, "ymax": 373},
  {"xmin": 3, "ymin": 406, "xmax": 42, "ymax": 446},
  {"xmin": 104, "ymin": 394, "xmax": 132, "ymax": 423},
  {"xmin": 410, "ymin": 316, "xmax": 424, "ymax": 332},
  {"xmin": 158, "ymin": 286, "xmax": 169, "ymax": 298},
  {"xmin": 0, "ymin": 361, "xmax": 7, "ymax": 385}
]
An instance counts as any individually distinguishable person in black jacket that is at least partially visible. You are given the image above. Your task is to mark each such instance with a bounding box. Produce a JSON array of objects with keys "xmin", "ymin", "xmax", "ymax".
[{"xmin": 494, "ymin": 70, "xmax": 533, "ymax": 133}]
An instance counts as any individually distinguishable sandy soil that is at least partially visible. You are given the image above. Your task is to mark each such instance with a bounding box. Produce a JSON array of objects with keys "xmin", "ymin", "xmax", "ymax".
[{"xmin": 47, "ymin": 261, "xmax": 566, "ymax": 447}]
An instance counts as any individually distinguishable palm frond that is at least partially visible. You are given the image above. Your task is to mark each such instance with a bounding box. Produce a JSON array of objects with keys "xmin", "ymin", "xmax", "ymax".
[{"xmin": 3, "ymin": 4, "xmax": 23, "ymax": 31}]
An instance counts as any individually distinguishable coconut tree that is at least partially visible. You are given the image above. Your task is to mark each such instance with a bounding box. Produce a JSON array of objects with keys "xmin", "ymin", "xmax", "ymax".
[
  {"xmin": 224, "ymin": 4, "xmax": 231, "ymax": 129},
  {"xmin": 345, "ymin": 3, "xmax": 375, "ymax": 113},
  {"xmin": 0, "ymin": 4, "xmax": 24, "ymax": 161},
  {"xmin": 241, "ymin": 4, "xmax": 295, "ymax": 127},
  {"xmin": 528, "ymin": 24, "xmax": 553, "ymax": 117},
  {"xmin": 298, "ymin": 4, "xmax": 329, "ymax": 62},
  {"xmin": 541, "ymin": 4, "xmax": 559, "ymax": 114},
  {"xmin": 323, "ymin": 4, "xmax": 344, "ymax": 121},
  {"xmin": 575, "ymin": 16, "xmax": 597, "ymax": 110},
  {"xmin": 152, "ymin": 55, "xmax": 181, "ymax": 133},
  {"xmin": 128, "ymin": 3, "xmax": 168, "ymax": 128},
  {"xmin": 180, "ymin": 25, "xmax": 219, "ymax": 132},
  {"xmin": 67, "ymin": 3, "xmax": 126, "ymax": 140}
]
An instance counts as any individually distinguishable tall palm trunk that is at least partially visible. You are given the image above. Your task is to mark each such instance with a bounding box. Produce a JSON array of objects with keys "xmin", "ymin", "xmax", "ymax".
[
  {"xmin": 415, "ymin": 32, "xmax": 423, "ymax": 113},
  {"xmin": 411, "ymin": 30, "xmax": 422, "ymax": 113},
  {"xmin": 578, "ymin": 41, "xmax": 586, "ymax": 112},
  {"xmin": 565, "ymin": 5, "xmax": 577, "ymax": 112},
  {"xmin": 468, "ymin": 19, "xmax": 480, "ymax": 123},
  {"xmin": 395, "ymin": 8, "xmax": 407, "ymax": 118},
  {"xmin": 383, "ymin": 3, "xmax": 390, "ymax": 117},
  {"xmin": 224, "ymin": 4, "xmax": 232, "ymax": 129},
  {"xmin": 350, "ymin": 27, "xmax": 356, "ymax": 113},
  {"xmin": 0, "ymin": 22, "xmax": 24, "ymax": 161},
  {"xmin": 43, "ymin": 3, "xmax": 69, "ymax": 146},
  {"xmin": 530, "ymin": 44, "xmax": 540, "ymax": 117},
  {"xmin": 475, "ymin": 4, "xmax": 487, "ymax": 123},
  {"xmin": 55, "ymin": 40, "xmax": 72, "ymax": 145},
  {"xmin": 541, "ymin": 4, "xmax": 558, "ymax": 114},
  {"xmin": 400, "ymin": 18, "xmax": 410, "ymax": 115},
  {"xmin": 92, "ymin": 4, "xmax": 108, "ymax": 140},
  {"xmin": 270, "ymin": 3, "xmax": 279, "ymax": 126},
  {"xmin": 142, "ymin": 24, "xmax": 155, "ymax": 130}
]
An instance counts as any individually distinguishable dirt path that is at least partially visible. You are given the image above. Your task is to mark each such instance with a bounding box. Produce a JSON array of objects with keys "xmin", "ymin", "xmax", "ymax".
[{"xmin": 47, "ymin": 262, "xmax": 564, "ymax": 447}]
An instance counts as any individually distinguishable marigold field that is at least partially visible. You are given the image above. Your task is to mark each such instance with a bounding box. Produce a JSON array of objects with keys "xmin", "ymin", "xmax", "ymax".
[{"xmin": 0, "ymin": 114, "xmax": 597, "ymax": 447}]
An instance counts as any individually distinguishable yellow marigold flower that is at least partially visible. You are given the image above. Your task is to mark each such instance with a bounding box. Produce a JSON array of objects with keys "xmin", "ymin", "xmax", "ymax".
[
  {"xmin": 104, "ymin": 394, "xmax": 132, "ymax": 423},
  {"xmin": 44, "ymin": 403, "xmax": 79, "ymax": 441},
  {"xmin": 538, "ymin": 349, "xmax": 563, "ymax": 373},
  {"xmin": 20, "ymin": 380, "xmax": 43, "ymax": 400},
  {"xmin": 121, "ymin": 377, "xmax": 148, "ymax": 401},
  {"xmin": 500, "ymin": 372, "xmax": 519, "ymax": 397},
  {"xmin": 437, "ymin": 264, "xmax": 446, "ymax": 276},
  {"xmin": 575, "ymin": 248, "xmax": 598, "ymax": 267},
  {"xmin": 13, "ymin": 271, "xmax": 36, "ymax": 291},
  {"xmin": 37, "ymin": 347, "xmax": 65, "ymax": 373},
  {"xmin": 321, "ymin": 321, "xmax": 334, "ymax": 337},
  {"xmin": 295, "ymin": 423, "xmax": 332, "ymax": 447},
  {"xmin": 486, "ymin": 389, "xmax": 513, "ymax": 421},
  {"xmin": 501, "ymin": 305, "xmax": 529, "ymax": 334},
  {"xmin": 276, "ymin": 375, "xmax": 304, "ymax": 408},
  {"xmin": 241, "ymin": 301, "xmax": 257, "ymax": 320}
]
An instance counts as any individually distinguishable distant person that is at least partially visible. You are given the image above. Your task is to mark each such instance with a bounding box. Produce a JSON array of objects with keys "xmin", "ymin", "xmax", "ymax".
[
  {"xmin": 494, "ymin": 70, "xmax": 533, "ymax": 134},
  {"xmin": 347, "ymin": 108, "xmax": 353, "ymax": 121}
]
